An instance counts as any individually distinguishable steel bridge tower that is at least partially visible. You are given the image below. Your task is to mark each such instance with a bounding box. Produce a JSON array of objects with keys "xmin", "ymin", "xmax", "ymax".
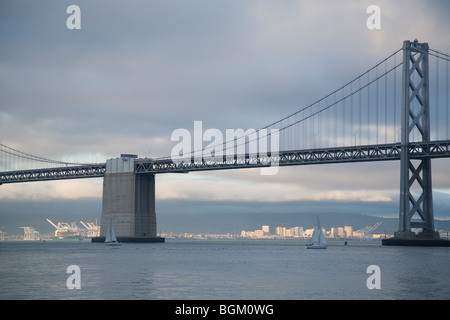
[{"xmin": 384, "ymin": 40, "xmax": 444, "ymax": 245}]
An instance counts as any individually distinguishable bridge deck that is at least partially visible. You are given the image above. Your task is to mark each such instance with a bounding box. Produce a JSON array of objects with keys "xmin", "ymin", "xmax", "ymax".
[
  {"xmin": 1, "ymin": 140, "xmax": 450, "ymax": 183},
  {"xmin": 135, "ymin": 140, "xmax": 450, "ymax": 173},
  {"xmin": 0, "ymin": 163, "xmax": 106, "ymax": 184}
]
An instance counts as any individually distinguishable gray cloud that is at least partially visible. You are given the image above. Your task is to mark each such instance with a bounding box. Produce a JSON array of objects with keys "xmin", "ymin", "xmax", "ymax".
[{"xmin": 1, "ymin": 0, "xmax": 450, "ymax": 208}]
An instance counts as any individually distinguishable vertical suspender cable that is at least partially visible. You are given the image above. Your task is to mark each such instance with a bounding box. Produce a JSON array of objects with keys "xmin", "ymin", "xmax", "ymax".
[
  {"xmin": 351, "ymin": 81, "xmax": 354, "ymax": 146},
  {"xmin": 376, "ymin": 65, "xmax": 379, "ymax": 145},
  {"xmin": 436, "ymin": 57, "xmax": 439, "ymax": 139},
  {"xmin": 359, "ymin": 76, "xmax": 362, "ymax": 145},
  {"xmin": 385, "ymin": 59, "xmax": 388, "ymax": 144},
  {"xmin": 326, "ymin": 96, "xmax": 329, "ymax": 147},
  {"xmin": 334, "ymin": 92, "xmax": 338, "ymax": 147},
  {"xmin": 394, "ymin": 54, "xmax": 397, "ymax": 142},
  {"xmin": 367, "ymin": 72, "xmax": 371, "ymax": 144},
  {"xmin": 447, "ymin": 58, "xmax": 449, "ymax": 140},
  {"xmin": 342, "ymin": 88, "xmax": 345, "ymax": 146}
]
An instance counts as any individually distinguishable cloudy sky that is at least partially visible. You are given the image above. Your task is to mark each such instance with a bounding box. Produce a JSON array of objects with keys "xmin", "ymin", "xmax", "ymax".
[{"xmin": 1, "ymin": 1, "xmax": 450, "ymax": 233}]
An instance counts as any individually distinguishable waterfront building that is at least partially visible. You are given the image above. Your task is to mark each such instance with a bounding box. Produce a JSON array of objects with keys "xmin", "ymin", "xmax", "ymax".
[
  {"xmin": 344, "ymin": 226, "xmax": 353, "ymax": 238},
  {"xmin": 275, "ymin": 227, "xmax": 286, "ymax": 237}
]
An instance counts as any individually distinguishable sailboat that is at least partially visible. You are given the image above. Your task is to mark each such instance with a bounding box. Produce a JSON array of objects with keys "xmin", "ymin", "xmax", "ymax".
[
  {"xmin": 306, "ymin": 216, "xmax": 327, "ymax": 249},
  {"xmin": 105, "ymin": 220, "xmax": 121, "ymax": 246}
]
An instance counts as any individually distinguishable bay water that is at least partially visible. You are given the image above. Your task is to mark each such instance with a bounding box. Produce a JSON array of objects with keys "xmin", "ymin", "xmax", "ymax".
[{"xmin": 0, "ymin": 239, "xmax": 448, "ymax": 300}]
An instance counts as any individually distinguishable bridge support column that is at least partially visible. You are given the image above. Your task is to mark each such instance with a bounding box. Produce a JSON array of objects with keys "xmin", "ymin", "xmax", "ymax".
[
  {"xmin": 92, "ymin": 155, "xmax": 164, "ymax": 243},
  {"xmin": 383, "ymin": 40, "xmax": 448, "ymax": 246}
]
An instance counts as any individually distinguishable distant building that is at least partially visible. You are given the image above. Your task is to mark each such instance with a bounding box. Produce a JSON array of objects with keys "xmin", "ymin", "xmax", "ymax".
[
  {"xmin": 275, "ymin": 227, "xmax": 286, "ymax": 237},
  {"xmin": 291, "ymin": 226, "xmax": 304, "ymax": 237},
  {"xmin": 344, "ymin": 226, "xmax": 353, "ymax": 238},
  {"xmin": 304, "ymin": 228, "xmax": 314, "ymax": 238},
  {"xmin": 330, "ymin": 227, "xmax": 336, "ymax": 238},
  {"xmin": 352, "ymin": 231, "xmax": 364, "ymax": 239},
  {"xmin": 262, "ymin": 225, "xmax": 270, "ymax": 234},
  {"xmin": 254, "ymin": 229, "xmax": 264, "ymax": 237}
]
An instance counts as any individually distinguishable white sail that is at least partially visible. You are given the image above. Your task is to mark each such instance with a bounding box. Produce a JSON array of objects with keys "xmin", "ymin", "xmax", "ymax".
[
  {"xmin": 310, "ymin": 227, "xmax": 319, "ymax": 243},
  {"xmin": 306, "ymin": 216, "xmax": 327, "ymax": 249},
  {"xmin": 105, "ymin": 223, "xmax": 112, "ymax": 243},
  {"xmin": 110, "ymin": 223, "xmax": 117, "ymax": 242},
  {"xmin": 105, "ymin": 220, "xmax": 121, "ymax": 246}
]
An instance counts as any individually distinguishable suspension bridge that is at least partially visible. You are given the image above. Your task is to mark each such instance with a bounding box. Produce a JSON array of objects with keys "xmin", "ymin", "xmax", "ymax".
[{"xmin": 1, "ymin": 40, "xmax": 450, "ymax": 245}]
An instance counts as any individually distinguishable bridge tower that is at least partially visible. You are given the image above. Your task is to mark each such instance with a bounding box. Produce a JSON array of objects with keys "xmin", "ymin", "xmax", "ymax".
[
  {"xmin": 92, "ymin": 154, "xmax": 164, "ymax": 243},
  {"xmin": 383, "ymin": 40, "xmax": 444, "ymax": 246}
]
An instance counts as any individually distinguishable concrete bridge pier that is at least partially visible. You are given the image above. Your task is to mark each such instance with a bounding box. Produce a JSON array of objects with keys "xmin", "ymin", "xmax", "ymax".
[{"xmin": 92, "ymin": 155, "xmax": 164, "ymax": 243}]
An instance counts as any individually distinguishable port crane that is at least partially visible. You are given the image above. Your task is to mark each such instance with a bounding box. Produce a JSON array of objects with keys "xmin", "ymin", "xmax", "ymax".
[
  {"xmin": 46, "ymin": 219, "xmax": 79, "ymax": 236},
  {"xmin": 80, "ymin": 220, "xmax": 100, "ymax": 237},
  {"xmin": 356, "ymin": 221, "xmax": 382, "ymax": 239}
]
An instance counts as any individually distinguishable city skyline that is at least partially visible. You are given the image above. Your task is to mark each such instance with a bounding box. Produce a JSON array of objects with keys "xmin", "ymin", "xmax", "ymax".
[
  {"xmin": 240, "ymin": 224, "xmax": 386, "ymax": 240},
  {"xmin": 4, "ymin": 218, "xmax": 450, "ymax": 242},
  {"xmin": 2, "ymin": 196, "xmax": 450, "ymax": 237}
]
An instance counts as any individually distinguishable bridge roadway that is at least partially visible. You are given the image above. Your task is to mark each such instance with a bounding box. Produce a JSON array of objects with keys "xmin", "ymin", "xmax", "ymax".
[{"xmin": 1, "ymin": 140, "xmax": 450, "ymax": 183}]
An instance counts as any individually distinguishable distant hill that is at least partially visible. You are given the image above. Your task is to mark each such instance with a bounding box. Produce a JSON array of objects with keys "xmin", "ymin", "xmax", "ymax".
[
  {"xmin": 157, "ymin": 199, "xmax": 450, "ymax": 235},
  {"xmin": 1, "ymin": 198, "xmax": 449, "ymax": 236},
  {"xmin": 158, "ymin": 210, "xmax": 396, "ymax": 235}
]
